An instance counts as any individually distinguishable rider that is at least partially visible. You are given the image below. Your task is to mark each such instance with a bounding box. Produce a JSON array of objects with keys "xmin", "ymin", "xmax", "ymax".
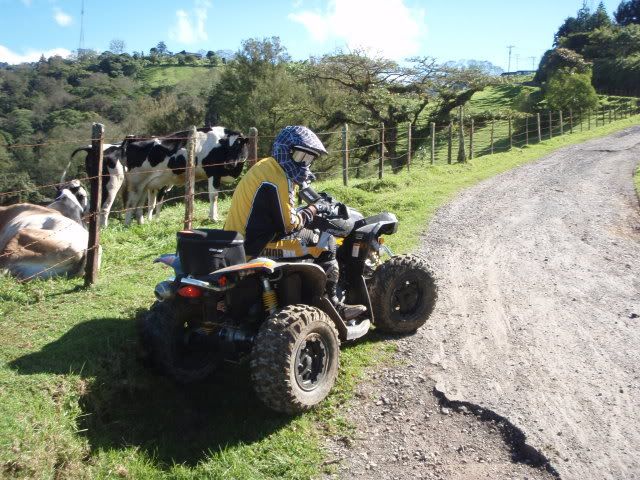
[{"xmin": 224, "ymin": 125, "xmax": 366, "ymax": 321}]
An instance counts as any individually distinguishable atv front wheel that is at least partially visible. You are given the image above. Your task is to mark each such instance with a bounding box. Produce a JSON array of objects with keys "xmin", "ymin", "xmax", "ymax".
[
  {"xmin": 250, "ymin": 305, "xmax": 340, "ymax": 414},
  {"xmin": 369, "ymin": 254, "xmax": 437, "ymax": 334},
  {"xmin": 137, "ymin": 300, "xmax": 218, "ymax": 383}
]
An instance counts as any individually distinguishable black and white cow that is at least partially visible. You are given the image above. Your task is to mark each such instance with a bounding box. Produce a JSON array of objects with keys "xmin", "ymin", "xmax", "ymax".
[
  {"xmin": 121, "ymin": 126, "xmax": 248, "ymax": 225},
  {"xmin": 63, "ymin": 144, "xmax": 125, "ymax": 227}
]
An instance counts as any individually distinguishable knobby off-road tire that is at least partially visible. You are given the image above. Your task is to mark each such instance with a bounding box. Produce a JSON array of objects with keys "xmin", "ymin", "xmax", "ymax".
[
  {"xmin": 137, "ymin": 300, "xmax": 218, "ymax": 384},
  {"xmin": 250, "ymin": 305, "xmax": 340, "ymax": 414},
  {"xmin": 369, "ymin": 253, "xmax": 437, "ymax": 334}
]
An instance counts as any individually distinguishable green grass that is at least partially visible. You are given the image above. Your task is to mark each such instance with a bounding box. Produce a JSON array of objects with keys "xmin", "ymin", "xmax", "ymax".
[
  {"xmin": 468, "ymin": 84, "xmax": 528, "ymax": 112},
  {"xmin": 137, "ymin": 66, "xmax": 218, "ymax": 92},
  {"xmin": 635, "ymin": 164, "xmax": 640, "ymax": 200},
  {"xmin": 1, "ymin": 115, "xmax": 639, "ymax": 479}
]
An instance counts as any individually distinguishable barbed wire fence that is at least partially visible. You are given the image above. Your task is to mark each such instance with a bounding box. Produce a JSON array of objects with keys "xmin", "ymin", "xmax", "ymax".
[{"xmin": 1, "ymin": 103, "xmax": 639, "ymax": 285}]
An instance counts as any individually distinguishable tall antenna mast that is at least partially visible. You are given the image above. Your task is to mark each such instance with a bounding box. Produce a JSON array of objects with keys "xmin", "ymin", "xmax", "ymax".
[
  {"xmin": 78, "ymin": 0, "xmax": 85, "ymax": 53},
  {"xmin": 507, "ymin": 45, "xmax": 515, "ymax": 73}
]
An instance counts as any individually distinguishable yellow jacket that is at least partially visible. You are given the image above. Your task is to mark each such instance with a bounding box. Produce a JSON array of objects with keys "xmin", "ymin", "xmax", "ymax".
[{"xmin": 224, "ymin": 157, "xmax": 311, "ymax": 257}]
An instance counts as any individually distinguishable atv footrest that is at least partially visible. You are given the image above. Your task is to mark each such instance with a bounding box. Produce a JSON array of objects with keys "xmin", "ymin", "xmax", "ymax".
[{"xmin": 345, "ymin": 319, "xmax": 370, "ymax": 341}]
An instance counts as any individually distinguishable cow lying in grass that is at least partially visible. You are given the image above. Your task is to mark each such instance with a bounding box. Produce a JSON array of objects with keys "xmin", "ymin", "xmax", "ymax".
[{"xmin": 0, "ymin": 181, "xmax": 94, "ymax": 280}]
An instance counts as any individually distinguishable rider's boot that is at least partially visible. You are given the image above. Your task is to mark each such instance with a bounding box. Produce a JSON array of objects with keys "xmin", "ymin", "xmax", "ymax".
[{"xmin": 327, "ymin": 281, "xmax": 366, "ymax": 321}]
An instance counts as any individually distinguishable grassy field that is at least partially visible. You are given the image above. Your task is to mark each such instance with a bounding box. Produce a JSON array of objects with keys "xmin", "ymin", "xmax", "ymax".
[
  {"xmin": 1, "ymin": 115, "xmax": 639, "ymax": 479},
  {"xmin": 136, "ymin": 66, "xmax": 219, "ymax": 93}
]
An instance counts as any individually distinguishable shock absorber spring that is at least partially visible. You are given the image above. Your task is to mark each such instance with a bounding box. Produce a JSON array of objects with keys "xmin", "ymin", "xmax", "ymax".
[{"xmin": 261, "ymin": 277, "xmax": 278, "ymax": 315}]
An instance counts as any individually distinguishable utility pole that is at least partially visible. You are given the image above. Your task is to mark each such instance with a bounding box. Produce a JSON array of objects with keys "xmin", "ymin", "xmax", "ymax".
[
  {"xmin": 529, "ymin": 56, "xmax": 536, "ymax": 71},
  {"xmin": 507, "ymin": 45, "xmax": 515, "ymax": 73}
]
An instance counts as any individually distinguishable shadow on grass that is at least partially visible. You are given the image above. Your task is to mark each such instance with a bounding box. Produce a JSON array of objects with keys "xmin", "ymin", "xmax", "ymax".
[{"xmin": 9, "ymin": 317, "xmax": 290, "ymax": 468}]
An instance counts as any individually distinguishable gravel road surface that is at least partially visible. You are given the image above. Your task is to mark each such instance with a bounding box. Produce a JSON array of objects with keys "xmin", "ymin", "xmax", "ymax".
[{"xmin": 327, "ymin": 127, "xmax": 640, "ymax": 479}]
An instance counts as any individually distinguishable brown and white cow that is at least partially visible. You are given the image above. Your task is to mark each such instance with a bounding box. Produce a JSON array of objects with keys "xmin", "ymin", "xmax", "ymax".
[
  {"xmin": 0, "ymin": 183, "xmax": 92, "ymax": 280},
  {"xmin": 121, "ymin": 126, "xmax": 248, "ymax": 225}
]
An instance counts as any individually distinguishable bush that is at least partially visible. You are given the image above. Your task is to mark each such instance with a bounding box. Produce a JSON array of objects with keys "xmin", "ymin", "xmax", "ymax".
[{"xmin": 544, "ymin": 68, "xmax": 599, "ymax": 111}]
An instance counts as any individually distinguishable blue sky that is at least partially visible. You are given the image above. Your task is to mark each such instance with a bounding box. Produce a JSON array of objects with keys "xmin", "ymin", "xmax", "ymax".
[{"xmin": 0, "ymin": 0, "xmax": 624, "ymax": 70}]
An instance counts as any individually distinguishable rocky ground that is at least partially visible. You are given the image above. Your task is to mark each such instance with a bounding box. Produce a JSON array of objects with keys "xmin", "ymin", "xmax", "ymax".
[{"xmin": 326, "ymin": 127, "xmax": 640, "ymax": 480}]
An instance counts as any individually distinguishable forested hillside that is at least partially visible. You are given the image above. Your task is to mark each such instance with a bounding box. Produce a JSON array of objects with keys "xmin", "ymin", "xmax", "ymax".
[
  {"xmin": 0, "ymin": 37, "xmax": 501, "ymax": 203},
  {"xmin": 536, "ymin": 0, "xmax": 640, "ymax": 96}
]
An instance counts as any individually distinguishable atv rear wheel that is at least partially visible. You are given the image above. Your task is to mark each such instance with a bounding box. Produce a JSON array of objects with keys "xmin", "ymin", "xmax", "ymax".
[
  {"xmin": 369, "ymin": 254, "xmax": 437, "ymax": 334},
  {"xmin": 137, "ymin": 300, "xmax": 218, "ymax": 383},
  {"xmin": 250, "ymin": 305, "xmax": 340, "ymax": 414}
]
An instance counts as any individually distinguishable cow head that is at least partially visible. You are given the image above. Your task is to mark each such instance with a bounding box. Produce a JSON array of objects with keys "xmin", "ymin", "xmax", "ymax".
[
  {"xmin": 49, "ymin": 181, "xmax": 89, "ymax": 226},
  {"xmin": 220, "ymin": 129, "xmax": 249, "ymax": 171},
  {"xmin": 56, "ymin": 179, "xmax": 88, "ymax": 214}
]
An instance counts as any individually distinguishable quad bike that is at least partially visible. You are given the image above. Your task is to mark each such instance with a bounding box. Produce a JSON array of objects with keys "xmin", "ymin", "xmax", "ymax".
[{"xmin": 138, "ymin": 187, "xmax": 437, "ymax": 414}]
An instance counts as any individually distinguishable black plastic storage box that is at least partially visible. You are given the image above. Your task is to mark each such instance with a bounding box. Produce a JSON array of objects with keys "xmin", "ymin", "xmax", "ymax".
[{"xmin": 177, "ymin": 229, "xmax": 246, "ymax": 276}]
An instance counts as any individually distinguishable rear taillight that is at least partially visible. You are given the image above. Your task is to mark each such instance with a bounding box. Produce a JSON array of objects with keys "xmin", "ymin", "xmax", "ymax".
[{"xmin": 177, "ymin": 285, "xmax": 203, "ymax": 298}]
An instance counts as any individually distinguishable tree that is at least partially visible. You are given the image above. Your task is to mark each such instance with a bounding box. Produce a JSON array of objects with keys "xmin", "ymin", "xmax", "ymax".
[
  {"xmin": 109, "ymin": 39, "xmax": 126, "ymax": 54},
  {"xmin": 206, "ymin": 37, "xmax": 307, "ymax": 146},
  {"xmin": 544, "ymin": 68, "xmax": 599, "ymax": 111},
  {"xmin": 302, "ymin": 50, "xmax": 492, "ymax": 171},
  {"xmin": 535, "ymin": 48, "xmax": 592, "ymax": 83},
  {"xmin": 206, "ymin": 50, "xmax": 220, "ymax": 66},
  {"xmin": 615, "ymin": 0, "xmax": 640, "ymax": 25},
  {"xmin": 554, "ymin": 2, "xmax": 611, "ymax": 45},
  {"xmin": 589, "ymin": 2, "xmax": 612, "ymax": 29},
  {"xmin": 156, "ymin": 41, "xmax": 168, "ymax": 56}
]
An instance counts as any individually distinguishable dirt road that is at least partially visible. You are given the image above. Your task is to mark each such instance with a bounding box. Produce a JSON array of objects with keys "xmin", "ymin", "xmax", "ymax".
[{"xmin": 328, "ymin": 127, "xmax": 640, "ymax": 479}]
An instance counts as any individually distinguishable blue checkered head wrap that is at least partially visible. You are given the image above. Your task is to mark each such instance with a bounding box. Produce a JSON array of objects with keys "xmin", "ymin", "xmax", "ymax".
[{"xmin": 272, "ymin": 126, "xmax": 327, "ymax": 185}]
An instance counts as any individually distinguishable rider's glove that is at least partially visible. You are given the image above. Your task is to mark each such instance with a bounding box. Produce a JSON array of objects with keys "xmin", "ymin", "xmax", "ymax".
[{"xmin": 313, "ymin": 200, "xmax": 333, "ymax": 215}]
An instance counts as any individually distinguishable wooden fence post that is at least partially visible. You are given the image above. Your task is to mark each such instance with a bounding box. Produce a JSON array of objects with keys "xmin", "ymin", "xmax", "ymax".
[
  {"xmin": 569, "ymin": 108, "xmax": 573, "ymax": 133},
  {"xmin": 457, "ymin": 106, "xmax": 466, "ymax": 163},
  {"xmin": 430, "ymin": 122, "xmax": 436, "ymax": 165},
  {"xmin": 247, "ymin": 127, "xmax": 258, "ymax": 168},
  {"xmin": 537, "ymin": 113, "xmax": 542, "ymax": 143},
  {"xmin": 447, "ymin": 122, "xmax": 453, "ymax": 164},
  {"xmin": 342, "ymin": 124, "xmax": 349, "ymax": 186},
  {"xmin": 378, "ymin": 122, "xmax": 384, "ymax": 179},
  {"xmin": 490, "ymin": 119, "xmax": 495, "ymax": 154},
  {"xmin": 548, "ymin": 111, "xmax": 553, "ymax": 139},
  {"xmin": 508, "ymin": 117, "xmax": 513, "ymax": 150},
  {"xmin": 469, "ymin": 118, "xmax": 474, "ymax": 159},
  {"xmin": 614, "ymin": 109, "xmax": 618, "ymax": 121},
  {"xmin": 183, "ymin": 126, "xmax": 197, "ymax": 230},
  {"xmin": 525, "ymin": 116, "xmax": 529, "ymax": 145},
  {"xmin": 406, "ymin": 122, "xmax": 412, "ymax": 172},
  {"xmin": 608, "ymin": 109, "xmax": 612, "ymax": 123},
  {"xmin": 559, "ymin": 111, "xmax": 564, "ymax": 135},
  {"xmin": 85, "ymin": 122, "xmax": 104, "ymax": 287}
]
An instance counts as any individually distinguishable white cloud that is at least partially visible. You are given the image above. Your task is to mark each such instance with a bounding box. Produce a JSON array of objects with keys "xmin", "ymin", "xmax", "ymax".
[
  {"xmin": 53, "ymin": 7, "xmax": 73, "ymax": 27},
  {"xmin": 169, "ymin": 0, "xmax": 211, "ymax": 44},
  {"xmin": 289, "ymin": 0, "xmax": 426, "ymax": 59},
  {"xmin": 0, "ymin": 45, "xmax": 72, "ymax": 64}
]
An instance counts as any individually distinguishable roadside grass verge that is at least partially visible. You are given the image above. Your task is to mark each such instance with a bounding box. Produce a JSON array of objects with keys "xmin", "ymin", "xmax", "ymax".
[{"xmin": 1, "ymin": 116, "xmax": 638, "ymax": 479}]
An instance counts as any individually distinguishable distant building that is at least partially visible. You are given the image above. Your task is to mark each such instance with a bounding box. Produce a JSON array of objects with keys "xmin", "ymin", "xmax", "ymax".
[
  {"xmin": 501, "ymin": 70, "xmax": 536, "ymax": 77},
  {"xmin": 177, "ymin": 50, "xmax": 204, "ymax": 58}
]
